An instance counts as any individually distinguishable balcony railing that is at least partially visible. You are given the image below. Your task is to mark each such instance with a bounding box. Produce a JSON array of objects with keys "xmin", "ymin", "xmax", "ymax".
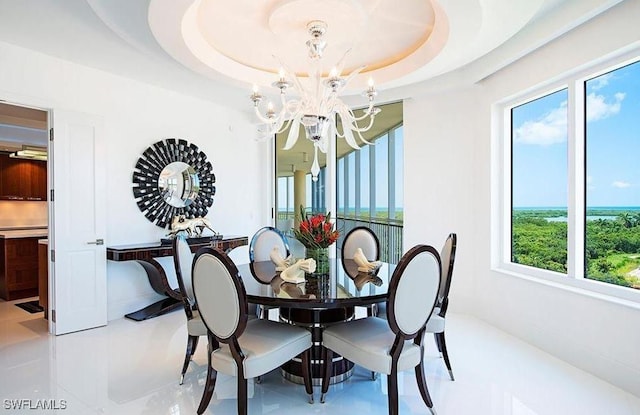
[
  {"xmin": 277, "ymin": 211, "xmax": 403, "ymax": 264},
  {"xmin": 336, "ymin": 216, "xmax": 403, "ymax": 264}
]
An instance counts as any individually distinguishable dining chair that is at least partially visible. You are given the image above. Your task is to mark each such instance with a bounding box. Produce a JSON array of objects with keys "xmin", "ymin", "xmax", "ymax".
[
  {"xmin": 192, "ymin": 247, "xmax": 314, "ymax": 415},
  {"xmin": 173, "ymin": 234, "xmax": 261, "ymax": 384},
  {"xmin": 321, "ymin": 244, "xmax": 441, "ymax": 415},
  {"xmin": 428, "ymin": 233, "xmax": 457, "ymax": 381},
  {"xmin": 249, "ymin": 226, "xmax": 290, "ymax": 262},
  {"xmin": 249, "ymin": 226, "xmax": 289, "ymax": 319},
  {"xmin": 172, "ymin": 234, "xmax": 208, "ymax": 385},
  {"xmin": 341, "ymin": 226, "xmax": 380, "ymax": 320},
  {"xmin": 375, "ymin": 233, "xmax": 458, "ymax": 381},
  {"xmin": 341, "ymin": 226, "xmax": 380, "ymax": 272}
]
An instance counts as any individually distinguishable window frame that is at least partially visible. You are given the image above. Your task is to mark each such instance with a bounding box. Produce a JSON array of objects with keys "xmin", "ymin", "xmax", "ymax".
[{"xmin": 493, "ymin": 47, "xmax": 640, "ymax": 306}]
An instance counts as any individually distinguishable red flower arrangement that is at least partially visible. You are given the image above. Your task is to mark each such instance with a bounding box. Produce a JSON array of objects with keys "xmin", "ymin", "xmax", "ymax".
[{"xmin": 293, "ymin": 205, "xmax": 340, "ymax": 249}]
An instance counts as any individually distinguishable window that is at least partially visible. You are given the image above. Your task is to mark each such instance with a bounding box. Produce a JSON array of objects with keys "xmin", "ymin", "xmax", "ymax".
[
  {"xmin": 585, "ymin": 61, "xmax": 640, "ymax": 289},
  {"xmin": 336, "ymin": 101, "xmax": 404, "ymax": 263},
  {"xmin": 502, "ymin": 55, "xmax": 640, "ymax": 293},
  {"xmin": 511, "ymin": 89, "xmax": 568, "ymax": 273}
]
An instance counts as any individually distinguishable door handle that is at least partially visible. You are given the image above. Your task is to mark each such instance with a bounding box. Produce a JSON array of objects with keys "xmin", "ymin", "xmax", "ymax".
[{"xmin": 87, "ymin": 239, "xmax": 104, "ymax": 245}]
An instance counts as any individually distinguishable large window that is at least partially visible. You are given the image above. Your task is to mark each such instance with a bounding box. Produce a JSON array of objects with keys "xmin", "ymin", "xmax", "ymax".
[
  {"xmin": 336, "ymin": 102, "xmax": 404, "ymax": 263},
  {"xmin": 504, "ymin": 56, "xmax": 640, "ymax": 292},
  {"xmin": 585, "ymin": 61, "xmax": 640, "ymax": 289},
  {"xmin": 511, "ymin": 89, "xmax": 568, "ymax": 273}
]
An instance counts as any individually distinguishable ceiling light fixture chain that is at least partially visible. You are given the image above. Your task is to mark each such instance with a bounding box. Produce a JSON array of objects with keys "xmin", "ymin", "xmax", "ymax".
[{"xmin": 250, "ymin": 20, "xmax": 380, "ymax": 181}]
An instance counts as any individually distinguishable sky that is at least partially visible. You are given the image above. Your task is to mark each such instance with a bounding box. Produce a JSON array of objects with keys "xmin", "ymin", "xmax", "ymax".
[{"xmin": 512, "ymin": 59, "xmax": 640, "ymax": 208}]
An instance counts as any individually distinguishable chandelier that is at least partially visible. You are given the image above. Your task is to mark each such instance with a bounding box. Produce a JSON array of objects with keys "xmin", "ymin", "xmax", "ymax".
[{"xmin": 250, "ymin": 20, "xmax": 380, "ymax": 181}]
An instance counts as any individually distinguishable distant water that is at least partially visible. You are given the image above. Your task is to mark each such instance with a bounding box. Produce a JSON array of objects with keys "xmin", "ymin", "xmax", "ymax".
[
  {"xmin": 513, "ymin": 206, "xmax": 640, "ymax": 222},
  {"xmin": 547, "ymin": 216, "xmax": 619, "ymax": 222},
  {"xmin": 514, "ymin": 206, "xmax": 640, "ymax": 211}
]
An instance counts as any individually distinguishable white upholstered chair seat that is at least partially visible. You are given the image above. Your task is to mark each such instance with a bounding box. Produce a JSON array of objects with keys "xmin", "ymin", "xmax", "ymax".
[
  {"xmin": 187, "ymin": 310, "xmax": 207, "ymax": 336},
  {"xmin": 323, "ymin": 317, "xmax": 421, "ymax": 375},
  {"xmin": 211, "ymin": 319, "xmax": 312, "ymax": 379},
  {"xmin": 425, "ymin": 314, "xmax": 445, "ymax": 333}
]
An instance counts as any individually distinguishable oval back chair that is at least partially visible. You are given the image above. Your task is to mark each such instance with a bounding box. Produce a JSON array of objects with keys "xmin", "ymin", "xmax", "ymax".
[
  {"xmin": 249, "ymin": 226, "xmax": 290, "ymax": 262},
  {"xmin": 192, "ymin": 247, "xmax": 314, "ymax": 414},
  {"xmin": 321, "ymin": 244, "xmax": 441, "ymax": 414},
  {"xmin": 172, "ymin": 234, "xmax": 207, "ymax": 385}
]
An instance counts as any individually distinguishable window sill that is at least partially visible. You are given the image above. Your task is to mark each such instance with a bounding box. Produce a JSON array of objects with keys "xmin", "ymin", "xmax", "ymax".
[{"xmin": 492, "ymin": 264, "xmax": 640, "ymax": 311}]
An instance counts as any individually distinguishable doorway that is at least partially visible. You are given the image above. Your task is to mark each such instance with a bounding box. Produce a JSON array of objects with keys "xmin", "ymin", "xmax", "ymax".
[{"xmin": 0, "ymin": 101, "xmax": 50, "ymax": 338}]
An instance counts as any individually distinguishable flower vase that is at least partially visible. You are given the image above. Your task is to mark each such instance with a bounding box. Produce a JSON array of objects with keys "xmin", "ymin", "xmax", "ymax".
[{"xmin": 306, "ymin": 247, "xmax": 329, "ymax": 276}]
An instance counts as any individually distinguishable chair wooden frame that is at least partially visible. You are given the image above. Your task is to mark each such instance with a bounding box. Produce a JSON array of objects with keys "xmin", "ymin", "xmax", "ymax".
[
  {"xmin": 171, "ymin": 235, "xmax": 208, "ymax": 385},
  {"xmin": 321, "ymin": 245, "xmax": 442, "ymax": 415},
  {"xmin": 431, "ymin": 233, "xmax": 457, "ymax": 380},
  {"xmin": 193, "ymin": 247, "xmax": 313, "ymax": 415}
]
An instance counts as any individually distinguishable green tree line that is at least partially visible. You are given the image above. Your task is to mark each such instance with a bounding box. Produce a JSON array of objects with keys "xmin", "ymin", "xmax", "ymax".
[{"xmin": 512, "ymin": 211, "xmax": 640, "ymax": 289}]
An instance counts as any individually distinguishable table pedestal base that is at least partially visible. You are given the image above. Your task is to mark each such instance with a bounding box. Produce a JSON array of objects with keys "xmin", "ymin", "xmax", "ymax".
[{"xmin": 279, "ymin": 307, "xmax": 355, "ymax": 385}]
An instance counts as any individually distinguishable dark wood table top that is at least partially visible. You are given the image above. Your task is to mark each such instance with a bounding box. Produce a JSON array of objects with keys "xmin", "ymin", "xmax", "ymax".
[
  {"xmin": 239, "ymin": 259, "xmax": 396, "ymax": 310},
  {"xmin": 106, "ymin": 235, "xmax": 248, "ymax": 261}
]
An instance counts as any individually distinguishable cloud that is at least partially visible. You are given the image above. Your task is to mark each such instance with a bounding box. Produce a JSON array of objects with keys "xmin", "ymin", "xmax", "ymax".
[
  {"xmin": 513, "ymin": 101, "xmax": 567, "ymax": 146},
  {"xmin": 587, "ymin": 92, "xmax": 624, "ymax": 122},
  {"xmin": 612, "ymin": 181, "xmax": 631, "ymax": 188},
  {"xmin": 588, "ymin": 73, "xmax": 613, "ymax": 91},
  {"xmin": 514, "ymin": 89, "xmax": 625, "ymax": 146}
]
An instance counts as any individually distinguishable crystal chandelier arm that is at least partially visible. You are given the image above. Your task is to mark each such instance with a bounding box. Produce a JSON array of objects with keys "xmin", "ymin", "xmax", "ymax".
[
  {"xmin": 282, "ymin": 115, "xmax": 301, "ymax": 150},
  {"xmin": 350, "ymin": 111, "xmax": 378, "ymax": 132},
  {"xmin": 350, "ymin": 102, "xmax": 376, "ymax": 122},
  {"xmin": 337, "ymin": 106, "xmax": 362, "ymax": 150},
  {"xmin": 334, "ymin": 48, "xmax": 352, "ymax": 76},
  {"xmin": 252, "ymin": 104, "xmax": 287, "ymax": 127}
]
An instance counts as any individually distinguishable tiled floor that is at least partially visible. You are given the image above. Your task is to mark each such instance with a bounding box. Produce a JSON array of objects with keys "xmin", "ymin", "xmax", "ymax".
[{"xmin": 1, "ymin": 297, "xmax": 639, "ymax": 415}]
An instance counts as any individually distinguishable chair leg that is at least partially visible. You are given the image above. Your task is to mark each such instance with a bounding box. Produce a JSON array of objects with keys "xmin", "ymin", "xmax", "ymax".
[
  {"xmin": 320, "ymin": 348, "xmax": 333, "ymax": 403},
  {"xmin": 387, "ymin": 371, "xmax": 399, "ymax": 415},
  {"xmin": 301, "ymin": 349, "xmax": 314, "ymax": 403},
  {"xmin": 433, "ymin": 332, "xmax": 442, "ymax": 354},
  {"xmin": 415, "ymin": 360, "xmax": 436, "ymax": 414},
  {"xmin": 237, "ymin": 377, "xmax": 248, "ymax": 415},
  {"xmin": 180, "ymin": 335, "xmax": 200, "ymax": 384},
  {"xmin": 197, "ymin": 363, "xmax": 217, "ymax": 414},
  {"xmin": 436, "ymin": 332, "xmax": 454, "ymax": 381}
]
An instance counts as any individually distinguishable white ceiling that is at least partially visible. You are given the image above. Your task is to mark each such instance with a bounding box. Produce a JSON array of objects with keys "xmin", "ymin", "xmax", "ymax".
[{"xmin": 0, "ymin": 0, "xmax": 625, "ymax": 112}]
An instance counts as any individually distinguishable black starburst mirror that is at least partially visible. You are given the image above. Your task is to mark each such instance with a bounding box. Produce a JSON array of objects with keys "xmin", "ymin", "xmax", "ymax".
[{"xmin": 132, "ymin": 138, "xmax": 216, "ymax": 229}]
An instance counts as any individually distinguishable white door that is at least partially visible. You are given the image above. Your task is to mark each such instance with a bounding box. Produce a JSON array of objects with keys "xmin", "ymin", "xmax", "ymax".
[{"xmin": 49, "ymin": 110, "xmax": 107, "ymax": 335}]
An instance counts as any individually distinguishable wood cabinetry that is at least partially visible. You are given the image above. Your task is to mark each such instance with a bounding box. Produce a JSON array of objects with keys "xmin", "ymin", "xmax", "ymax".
[
  {"xmin": 38, "ymin": 240, "xmax": 48, "ymax": 319},
  {"xmin": 0, "ymin": 237, "xmax": 40, "ymax": 300},
  {"xmin": 0, "ymin": 154, "xmax": 47, "ymax": 200}
]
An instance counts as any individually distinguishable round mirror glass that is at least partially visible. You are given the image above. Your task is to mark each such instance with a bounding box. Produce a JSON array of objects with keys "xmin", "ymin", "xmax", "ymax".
[{"xmin": 158, "ymin": 161, "xmax": 200, "ymax": 207}]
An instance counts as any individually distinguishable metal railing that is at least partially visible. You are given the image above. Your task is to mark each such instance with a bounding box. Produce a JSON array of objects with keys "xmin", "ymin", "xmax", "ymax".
[{"xmin": 336, "ymin": 216, "xmax": 403, "ymax": 264}]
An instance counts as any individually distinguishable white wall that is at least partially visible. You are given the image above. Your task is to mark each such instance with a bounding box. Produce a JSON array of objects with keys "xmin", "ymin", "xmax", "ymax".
[
  {"xmin": 0, "ymin": 41, "xmax": 269, "ymax": 320},
  {"xmin": 403, "ymin": 0, "xmax": 640, "ymax": 397},
  {"xmin": 403, "ymin": 88, "xmax": 482, "ymax": 315}
]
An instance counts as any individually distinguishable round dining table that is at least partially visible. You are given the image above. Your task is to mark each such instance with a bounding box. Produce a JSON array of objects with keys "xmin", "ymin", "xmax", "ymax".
[{"xmin": 236, "ymin": 258, "xmax": 396, "ymax": 385}]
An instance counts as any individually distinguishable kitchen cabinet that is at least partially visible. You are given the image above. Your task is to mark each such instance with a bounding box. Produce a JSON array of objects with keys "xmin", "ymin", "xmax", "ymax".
[
  {"xmin": 0, "ymin": 154, "xmax": 47, "ymax": 200},
  {"xmin": 0, "ymin": 236, "xmax": 41, "ymax": 300},
  {"xmin": 38, "ymin": 240, "xmax": 48, "ymax": 319}
]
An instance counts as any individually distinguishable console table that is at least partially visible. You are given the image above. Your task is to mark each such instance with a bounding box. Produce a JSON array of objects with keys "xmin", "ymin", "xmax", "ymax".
[{"xmin": 107, "ymin": 235, "xmax": 248, "ymax": 321}]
